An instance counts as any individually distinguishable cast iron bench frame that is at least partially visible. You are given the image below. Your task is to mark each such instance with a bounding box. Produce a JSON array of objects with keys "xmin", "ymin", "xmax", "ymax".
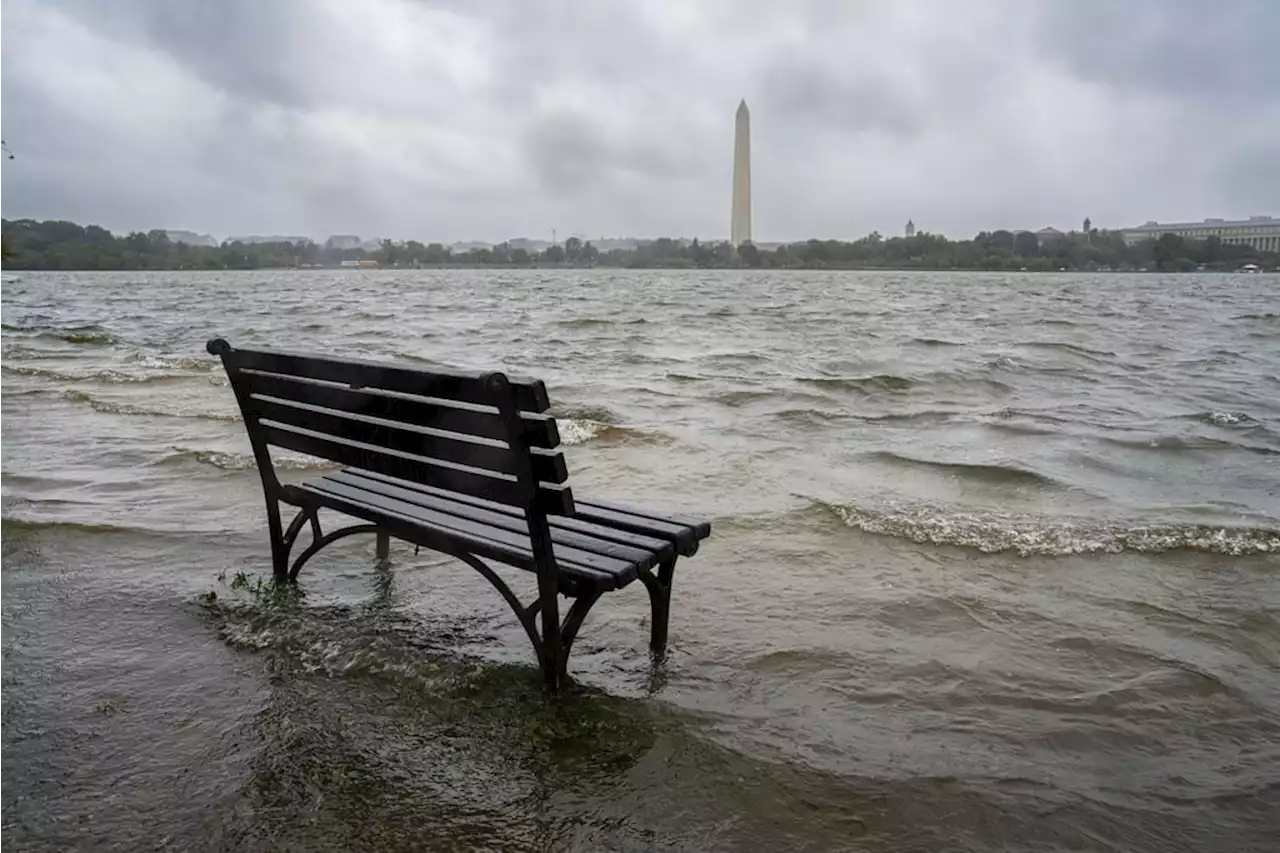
[{"xmin": 207, "ymin": 338, "xmax": 710, "ymax": 689}]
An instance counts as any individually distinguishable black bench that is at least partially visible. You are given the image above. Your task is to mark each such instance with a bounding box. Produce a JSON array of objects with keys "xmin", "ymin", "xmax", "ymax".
[{"xmin": 207, "ymin": 338, "xmax": 710, "ymax": 688}]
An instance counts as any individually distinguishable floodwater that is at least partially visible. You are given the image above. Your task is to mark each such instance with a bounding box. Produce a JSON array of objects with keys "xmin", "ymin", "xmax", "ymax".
[{"xmin": 3, "ymin": 269, "xmax": 1278, "ymax": 852}]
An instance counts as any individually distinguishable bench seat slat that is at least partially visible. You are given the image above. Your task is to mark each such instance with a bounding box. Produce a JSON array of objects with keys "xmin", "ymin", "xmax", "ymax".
[
  {"xmin": 337, "ymin": 468, "xmax": 680, "ymax": 555},
  {"xmin": 300, "ymin": 479, "xmax": 631, "ymax": 589},
  {"xmin": 260, "ymin": 422, "xmax": 573, "ymax": 515},
  {"xmin": 293, "ymin": 483, "xmax": 536, "ymax": 571},
  {"xmin": 228, "ymin": 346, "xmax": 550, "ymax": 412},
  {"xmin": 343, "ymin": 469, "xmax": 700, "ymax": 558},
  {"xmin": 572, "ymin": 501, "xmax": 708, "ymax": 556},
  {"xmin": 323, "ymin": 470, "xmax": 665, "ymax": 572},
  {"xmin": 249, "ymin": 394, "xmax": 568, "ymax": 483},
  {"xmin": 576, "ymin": 498, "xmax": 712, "ymax": 540},
  {"xmin": 240, "ymin": 369, "xmax": 560, "ymax": 449}
]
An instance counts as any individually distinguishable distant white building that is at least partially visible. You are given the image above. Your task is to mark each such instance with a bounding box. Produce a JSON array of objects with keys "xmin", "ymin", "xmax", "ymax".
[
  {"xmin": 1035, "ymin": 226, "xmax": 1064, "ymax": 246},
  {"xmin": 324, "ymin": 234, "xmax": 362, "ymax": 250},
  {"xmin": 164, "ymin": 230, "xmax": 218, "ymax": 247},
  {"xmin": 591, "ymin": 238, "xmax": 642, "ymax": 251},
  {"xmin": 449, "ymin": 241, "xmax": 493, "ymax": 253},
  {"xmin": 228, "ymin": 235, "xmax": 310, "ymax": 245},
  {"xmin": 1121, "ymin": 216, "xmax": 1280, "ymax": 252},
  {"xmin": 508, "ymin": 238, "xmax": 551, "ymax": 251},
  {"xmin": 904, "ymin": 219, "xmax": 916, "ymax": 238}
]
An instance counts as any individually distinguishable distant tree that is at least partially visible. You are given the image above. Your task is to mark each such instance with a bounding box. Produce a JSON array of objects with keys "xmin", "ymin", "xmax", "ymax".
[
  {"xmin": 564, "ymin": 236, "xmax": 582, "ymax": 263},
  {"xmin": 1013, "ymin": 230, "xmax": 1040, "ymax": 257},
  {"xmin": 802, "ymin": 238, "xmax": 830, "ymax": 265},
  {"xmin": 378, "ymin": 238, "xmax": 398, "ymax": 266},
  {"xmin": 689, "ymin": 238, "xmax": 709, "ymax": 266},
  {"xmin": 1203, "ymin": 235, "xmax": 1223, "ymax": 263},
  {"xmin": 5, "ymin": 217, "xmax": 1277, "ymax": 272},
  {"xmin": 1153, "ymin": 232, "xmax": 1184, "ymax": 270}
]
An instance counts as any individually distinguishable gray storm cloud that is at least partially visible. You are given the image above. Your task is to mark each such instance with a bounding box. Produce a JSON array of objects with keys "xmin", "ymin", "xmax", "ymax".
[{"xmin": 2, "ymin": 0, "xmax": 1276, "ymax": 242}]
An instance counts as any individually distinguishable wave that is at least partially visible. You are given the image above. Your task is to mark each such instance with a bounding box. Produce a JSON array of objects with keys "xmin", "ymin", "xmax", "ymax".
[
  {"xmin": 1, "ymin": 517, "xmax": 148, "ymax": 536},
  {"xmin": 710, "ymin": 389, "xmax": 776, "ymax": 407},
  {"xmin": 775, "ymin": 407, "xmax": 968, "ymax": 427},
  {"xmin": 161, "ymin": 448, "xmax": 337, "ymax": 472},
  {"xmin": 1099, "ymin": 433, "xmax": 1278, "ymax": 457},
  {"xmin": 701, "ymin": 352, "xmax": 765, "ymax": 363},
  {"xmin": 1233, "ymin": 312, "xmax": 1278, "ymax": 321},
  {"xmin": 559, "ymin": 419, "xmax": 666, "ymax": 447},
  {"xmin": 558, "ymin": 419, "xmax": 618, "ymax": 446},
  {"xmin": 816, "ymin": 500, "xmax": 1280, "ymax": 557},
  {"xmin": 550, "ymin": 403, "xmax": 619, "ymax": 424},
  {"xmin": 865, "ymin": 450, "xmax": 1058, "ymax": 488},
  {"xmin": 773, "ymin": 407, "xmax": 847, "ymax": 425},
  {"xmin": 910, "ymin": 337, "xmax": 963, "ymax": 347},
  {"xmin": 798, "ymin": 374, "xmax": 915, "ymax": 393},
  {"xmin": 2, "ymin": 364, "xmax": 194, "ymax": 385},
  {"xmin": 1016, "ymin": 341, "xmax": 1116, "ymax": 359},
  {"xmin": 389, "ymin": 351, "xmax": 443, "ymax": 364},
  {"xmin": 61, "ymin": 389, "xmax": 240, "ymax": 422},
  {"xmin": 125, "ymin": 352, "xmax": 218, "ymax": 372},
  {"xmin": 2, "ymin": 323, "xmax": 118, "ymax": 345},
  {"xmin": 1189, "ymin": 410, "xmax": 1260, "ymax": 428}
]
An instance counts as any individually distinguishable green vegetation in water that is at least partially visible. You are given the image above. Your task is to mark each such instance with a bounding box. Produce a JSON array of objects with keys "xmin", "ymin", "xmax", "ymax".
[
  {"xmin": 195, "ymin": 570, "xmax": 302, "ymax": 611},
  {"xmin": 3, "ymin": 218, "xmax": 1275, "ymax": 272}
]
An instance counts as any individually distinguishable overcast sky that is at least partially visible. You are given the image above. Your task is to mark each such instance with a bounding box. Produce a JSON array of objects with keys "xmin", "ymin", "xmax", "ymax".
[{"xmin": 2, "ymin": 0, "xmax": 1277, "ymax": 243}]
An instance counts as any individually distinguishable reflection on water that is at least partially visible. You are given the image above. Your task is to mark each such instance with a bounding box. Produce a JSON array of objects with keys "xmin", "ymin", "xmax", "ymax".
[{"xmin": 3, "ymin": 270, "xmax": 1279, "ymax": 851}]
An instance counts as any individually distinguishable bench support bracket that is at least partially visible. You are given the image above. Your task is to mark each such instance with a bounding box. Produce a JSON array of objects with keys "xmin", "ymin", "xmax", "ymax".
[{"xmin": 276, "ymin": 512, "xmax": 603, "ymax": 690}]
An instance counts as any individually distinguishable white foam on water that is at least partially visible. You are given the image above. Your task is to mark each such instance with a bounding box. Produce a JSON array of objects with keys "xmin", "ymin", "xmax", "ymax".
[
  {"xmin": 828, "ymin": 501, "xmax": 1279, "ymax": 557},
  {"xmin": 558, "ymin": 418, "xmax": 611, "ymax": 446}
]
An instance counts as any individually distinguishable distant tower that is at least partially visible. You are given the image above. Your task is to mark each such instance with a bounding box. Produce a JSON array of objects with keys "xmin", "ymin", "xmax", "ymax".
[
  {"xmin": 731, "ymin": 100, "xmax": 752, "ymax": 246},
  {"xmin": 905, "ymin": 219, "xmax": 916, "ymax": 238}
]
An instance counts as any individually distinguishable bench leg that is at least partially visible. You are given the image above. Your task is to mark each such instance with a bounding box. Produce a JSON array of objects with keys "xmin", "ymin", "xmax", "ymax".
[
  {"xmin": 639, "ymin": 557, "xmax": 678, "ymax": 653},
  {"xmin": 375, "ymin": 530, "xmax": 390, "ymax": 564},
  {"xmin": 265, "ymin": 496, "xmax": 289, "ymax": 583}
]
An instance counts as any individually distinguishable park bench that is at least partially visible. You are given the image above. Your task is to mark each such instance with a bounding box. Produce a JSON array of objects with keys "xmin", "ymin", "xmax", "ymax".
[{"xmin": 207, "ymin": 338, "xmax": 710, "ymax": 689}]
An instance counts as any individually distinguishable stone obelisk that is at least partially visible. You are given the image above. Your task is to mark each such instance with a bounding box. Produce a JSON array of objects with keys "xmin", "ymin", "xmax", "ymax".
[{"xmin": 730, "ymin": 100, "xmax": 751, "ymax": 247}]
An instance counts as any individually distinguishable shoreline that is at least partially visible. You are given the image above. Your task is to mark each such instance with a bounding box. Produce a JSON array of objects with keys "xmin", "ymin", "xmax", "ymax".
[{"xmin": 4, "ymin": 263, "xmax": 1274, "ymax": 273}]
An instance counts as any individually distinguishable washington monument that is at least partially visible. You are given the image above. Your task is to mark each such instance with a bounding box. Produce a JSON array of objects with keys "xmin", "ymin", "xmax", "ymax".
[{"xmin": 731, "ymin": 100, "xmax": 751, "ymax": 246}]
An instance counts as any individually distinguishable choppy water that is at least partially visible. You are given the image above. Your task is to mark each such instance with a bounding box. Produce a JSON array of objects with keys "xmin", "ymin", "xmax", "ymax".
[{"xmin": 3, "ymin": 269, "xmax": 1278, "ymax": 851}]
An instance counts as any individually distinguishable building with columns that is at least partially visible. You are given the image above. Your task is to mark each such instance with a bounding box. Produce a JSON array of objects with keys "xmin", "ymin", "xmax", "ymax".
[{"xmin": 1121, "ymin": 216, "xmax": 1280, "ymax": 252}]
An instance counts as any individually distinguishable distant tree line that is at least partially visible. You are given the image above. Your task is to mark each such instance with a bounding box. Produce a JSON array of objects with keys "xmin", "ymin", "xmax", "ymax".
[{"xmin": 2, "ymin": 218, "xmax": 1275, "ymax": 272}]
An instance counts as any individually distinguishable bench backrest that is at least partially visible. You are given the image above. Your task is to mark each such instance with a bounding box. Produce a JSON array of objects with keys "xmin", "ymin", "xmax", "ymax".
[{"xmin": 206, "ymin": 338, "xmax": 573, "ymax": 517}]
